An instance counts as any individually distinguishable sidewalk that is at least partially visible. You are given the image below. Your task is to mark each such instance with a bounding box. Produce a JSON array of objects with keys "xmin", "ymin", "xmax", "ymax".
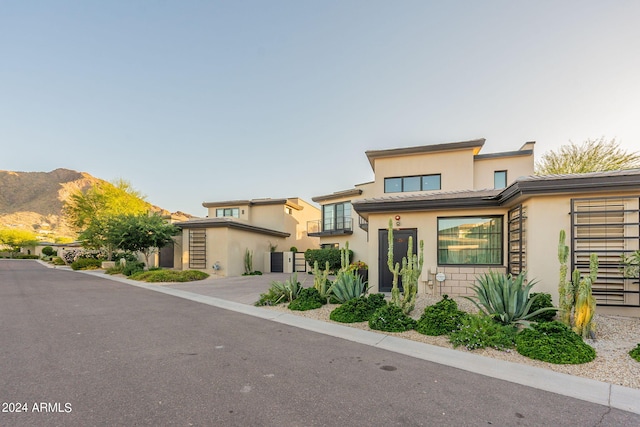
[{"xmin": 81, "ymin": 269, "xmax": 640, "ymax": 415}]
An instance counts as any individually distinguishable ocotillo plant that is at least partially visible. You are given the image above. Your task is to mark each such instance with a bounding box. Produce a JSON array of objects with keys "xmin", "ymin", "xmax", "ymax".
[
  {"xmin": 387, "ymin": 219, "xmax": 424, "ymax": 314},
  {"xmin": 557, "ymin": 230, "xmax": 573, "ymax": 326},
  {"xmin": 573, "ymin": 253, "xmax": 598, "ymax": 339}
]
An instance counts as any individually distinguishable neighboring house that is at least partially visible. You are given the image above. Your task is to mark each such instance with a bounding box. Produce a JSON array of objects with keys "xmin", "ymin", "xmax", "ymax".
[
  {"xmin": 175, "ymin": 198, "xmax": 320, "ymax": 277},
  {"xmin": 314, "ymin": 138, "xmax": 640, "ymax": 317}
]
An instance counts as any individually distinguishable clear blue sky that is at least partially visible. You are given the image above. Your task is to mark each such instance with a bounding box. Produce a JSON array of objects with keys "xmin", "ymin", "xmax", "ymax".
[{"xmin": 2, "ymin": 1, "xmax": 639, "ymax": 216}]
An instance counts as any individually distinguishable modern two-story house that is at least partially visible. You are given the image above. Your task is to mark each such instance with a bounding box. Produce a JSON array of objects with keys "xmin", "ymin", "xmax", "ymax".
[
  {"xmin": 176, "ymin": 198, "xmax": 320, "ymax": 277},
  {"xmin": 312, "ymin": 138, "xmax": 640, "ymax": 317}
]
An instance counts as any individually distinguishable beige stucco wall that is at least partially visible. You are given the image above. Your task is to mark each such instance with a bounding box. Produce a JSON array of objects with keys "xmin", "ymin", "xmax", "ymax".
[
  {"xmin": 284, "ymin": 198, "xmax": 320, "ymax": 252},
  {"xmin": 473, "ymin": 155, "xmax": 535, "ymax": 189},
  {"xmin": 369, "ymin": 148, "xmax": 476, "ymax": 196},
  {"xmin": 206, "ymin": 203, "xmax": 251, "ymax": 222}
]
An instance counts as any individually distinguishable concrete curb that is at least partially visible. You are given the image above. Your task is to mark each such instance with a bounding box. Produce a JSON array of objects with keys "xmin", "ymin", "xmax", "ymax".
[{"xmin": 80, "ymin": 270, "xmax": 640, "ymax": 415}]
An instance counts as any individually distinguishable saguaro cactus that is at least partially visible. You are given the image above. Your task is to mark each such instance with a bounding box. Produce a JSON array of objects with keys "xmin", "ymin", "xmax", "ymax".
[{"xmin": 387, "ymin": 219, "xmax": 424, "ymax": 314}]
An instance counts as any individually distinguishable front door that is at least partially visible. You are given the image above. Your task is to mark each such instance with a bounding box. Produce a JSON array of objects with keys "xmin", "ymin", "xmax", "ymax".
[{"xmin": 378, "ymin": 228, "xmax": 418, "ymax": 292}]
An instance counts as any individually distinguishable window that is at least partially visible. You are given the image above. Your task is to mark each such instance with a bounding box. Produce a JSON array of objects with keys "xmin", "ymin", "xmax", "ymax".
[
  {"xmin": 438, "ymin": 216, "xmax": 503, "ymax": 265},
  {"xmin": 494, "ymin": 171, "xmax": 507, "ymax": 189},
  {"xmin": 321, "ymin": 243, "xmax": 339, "ymax": 249},
  {"xmin": 384, "ymin": 174, "xmax": 441, "ymax": 193},
  {"xmin": 323, "ymin": 202, "xmax": 352, "ymax": 231},
  {"xmin": 216, "ymin": 208, "xmax": 239, "ymax": 218}
]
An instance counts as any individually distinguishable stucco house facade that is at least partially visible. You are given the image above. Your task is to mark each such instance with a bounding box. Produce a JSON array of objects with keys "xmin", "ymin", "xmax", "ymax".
[
  {"xmin": 176, "ymin": 198, "xmax": 320, "ymax": 277},
  {"xmin": 312, "ymin": 138, "xmax": 640, "ymax": 317}
]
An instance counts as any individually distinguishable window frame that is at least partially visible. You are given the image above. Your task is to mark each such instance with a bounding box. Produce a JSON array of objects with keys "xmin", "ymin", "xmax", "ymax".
[
  {"xmin": 437, "ymin": 215, "xmax": 504, "ymax": 266},
  {"xmin": 494, "ymin": 170, "xmax": 507, "ymax": 189},
  {"xmin": 322, "ymin": 202, "xmax": 352, "ymax": 232},
  {"xmin": 384, "ymin": 174, "xmax": 441, "ymax": 193},
  {"xmin": 216, "ymin": 208, "xmax": 239, "ymax": 218}
]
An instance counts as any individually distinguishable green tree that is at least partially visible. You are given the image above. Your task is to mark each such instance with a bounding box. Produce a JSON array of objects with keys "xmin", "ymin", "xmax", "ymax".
[
  {"xmin": 64, "ymin": 179, "xmax": 150, "ymax": 231},
  {"xmin": 0, "ymin": 229, "xmax": 39, "ymax": 257},
  {"xmin": 536, "ymin": 137, "xmax": 640, "ymax": 175},
  {"xmin": 111, "ymin": 213, "xmax": 180, "ymax": 267}
]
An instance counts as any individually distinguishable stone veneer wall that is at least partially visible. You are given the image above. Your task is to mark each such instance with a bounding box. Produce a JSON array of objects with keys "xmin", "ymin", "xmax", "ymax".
[{"xmin": 433, "ymin": 266, "xmax": 507, "ymax": 296}]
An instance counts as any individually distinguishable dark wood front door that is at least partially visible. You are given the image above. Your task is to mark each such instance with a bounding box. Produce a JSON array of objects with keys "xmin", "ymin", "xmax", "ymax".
[{"xmin": 378, "ymin": 228, "xmax": 417, "ymax": 292}]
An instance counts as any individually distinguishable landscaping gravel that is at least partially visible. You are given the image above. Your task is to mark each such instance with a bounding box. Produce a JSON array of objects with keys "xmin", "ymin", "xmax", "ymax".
[{"xmin": 264, "ymin": 295, "xmax": 640, "ymax": 389}]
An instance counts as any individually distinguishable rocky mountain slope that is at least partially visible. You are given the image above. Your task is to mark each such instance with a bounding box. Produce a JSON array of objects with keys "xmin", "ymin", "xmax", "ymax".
[{"xmin": 0, "ymin": 168, "xmax": 190, "ymax": 241}]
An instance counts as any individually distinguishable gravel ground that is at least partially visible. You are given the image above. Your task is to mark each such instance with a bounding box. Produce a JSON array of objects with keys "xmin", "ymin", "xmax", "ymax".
[{"xmin": 263, "ymin": 295, "xmax": 640, "ymax": 389}]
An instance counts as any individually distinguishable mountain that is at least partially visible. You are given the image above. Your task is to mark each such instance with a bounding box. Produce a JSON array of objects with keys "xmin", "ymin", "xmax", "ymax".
[{"xmin": 0, "ymin": 168, "xmax": 191, "ymax": 241}]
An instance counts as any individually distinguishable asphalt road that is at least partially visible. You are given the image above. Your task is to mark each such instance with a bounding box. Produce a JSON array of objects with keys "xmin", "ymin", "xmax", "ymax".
[{"xmin": 1, "ymin": 260, "xmax": 639, "ymax": 427}]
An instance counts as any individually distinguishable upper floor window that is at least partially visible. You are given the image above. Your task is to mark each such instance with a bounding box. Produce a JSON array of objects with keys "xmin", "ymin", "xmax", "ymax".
[
  {"xmin": 216, "ymin": 208, "xmax": 239, "ymax": 218},
  {"xmin": 323, "ymin": 202, "xmax": 352, "ymax": 231},
  {"xmin": 494, "ymin": 170, "xmax": 507, "ymax": 189},
  {"xmin": 437, "ymin": 216, "xmax": 503, "ymax": 265},
  {"xmin": 385, "ymin": 174, "xmax": 441, "ymax": 193}
]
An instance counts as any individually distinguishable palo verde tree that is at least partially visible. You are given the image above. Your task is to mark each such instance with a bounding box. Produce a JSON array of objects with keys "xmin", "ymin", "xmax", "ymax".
[
  {"xmin": 0, "ymin": 229, "xmax": 39, "ymax": 256},
  {"xmin": 64, "ymin": 179, "xmax": 151, "ymax": 259},
  {"xmin": 536, "ymin": 137, "xmax": 640, "ymax": 175},
  {"xmin": 111, "ymin": 213, "xmax": 180, "ymax": 267}
]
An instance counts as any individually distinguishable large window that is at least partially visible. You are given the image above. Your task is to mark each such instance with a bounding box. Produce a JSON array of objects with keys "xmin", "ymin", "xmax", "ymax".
[
  {"xmin": 323, "ymin": 202, "xmax": 352, "ymax": 231},
  {"xmin": 216, "ymin": 208, "xmax": 239, "ymax": 218},
  {"xmin": 385, "ymin": 174, "xmax": 441, "ymax": 193},
  {"xmin": 438, "ymin": 216, "xmax": 503, "ymax": 265}
]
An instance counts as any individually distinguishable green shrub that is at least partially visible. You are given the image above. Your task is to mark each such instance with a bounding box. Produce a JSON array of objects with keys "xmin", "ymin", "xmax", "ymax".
[
  {"xmin": 289, "ymin": 288, "xmax": 324, "ymax": 311},
  {"xmin": 527, "ymin": 292, "xmax": 556, "ymax": 322},
  {"xmin": 368, "ymin": 304, "xmax": 417, "ymax": 332},
  {"xmin": 52, "ymin": 257, "xmax": 66, "ymax": 265},
  {"xmin": 515, "ymin": 321, "xmax": 596, "ymax": 364},
  {"xmin": 629, "ymin": 344, "xmax": 640, "ymax": 362},
  {"xmin": 329, "ymin": 271, "xmax": 368, "ymax": 303},
  {"xmin": 449, "ymin": 314, "xmax": 517, "ymax": 351},
  {"xmin": 466, "ymin": 270, "xmax": 556, "ymax": 326},
  {"xmin": 122, "ymin": 261, "xmax": 145, "ymax": 276},
  {"xmin": 105, "ymin": 265, "xmax": 124, "ymax": 275},
  {"xmin": 330, "ymin": 294, "xmax": 386, "ymax": 323},
  {"xmin": 255, "ymin": 274, "xmax": 302, "ymax": 306},
  {"xmin": 42, "ymin": 246, "xmax": 55, "ymax": 256},
  {"xmin": 15, "ymin": 254, "xmax": 40, "ymax": 259},
  {"xmin": 70, "ymin": 258, "xmax": 102, "ymax": 270},
  {"xmin": 304, "ymin": 248, "xmax": 353, "ymax": 272},
  {"xmin": 416, "ymin": 295, "xmax": 468, "ymax": 336},
  {"xmin": 129, "ymin": 269, "xmax": 209, "ymax": 282}
]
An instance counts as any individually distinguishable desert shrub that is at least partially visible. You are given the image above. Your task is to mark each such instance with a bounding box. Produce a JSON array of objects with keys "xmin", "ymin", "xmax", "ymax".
[
  {"xmin": 122, "ymin": 261, "xmax": 145, "ymax": 276},
  {"xmin": 52, "ymin": 257, "xmax": 66, "ymax": 265},
  {"xmin": 466, "ymin": 270, "xmax": 556, "ymax": 326},
  {"xmin": 304, "ymin": 248, "xmax": 352, "ymax": 272},
  {"xmin": 330, "ymin": 293, "xmax": 386, "ymax": 323},
  {"xmin": 41, "ymin": 246, "xmax": 55, "ymax": 257},
  {"xmin": 368, "ymin": 304, "xmax": 417, "ymax": 332},
  {"xmin": 255, "ymin": 274, "xmax": 302, "ymax": 306},
  {"xmin": 329, "ymin": 271, "xmax": 368, "ymax": 303},
  {"xmin": 527, "ymin": 292, "xmax": 556, "ymax": 322},
  {"xmin": 515, "ymin": 321, "xmax": 596, "ymax": 364},
  {"xmin": 70, "ymin": 258, "xmax": 102, "ymax": 270},
  {"xmin": 415, "ymin": 295, "xmax": 468, "ymax": 336},
  {"xmin": 105, "ymin": 265, "xmax": 124, "ymax": 275},
  {"xmin": 129, "ymin": 269, "xmax": 209, "ymax": 282},
  {"xmin": 629, "ymin": 344, "xmax": 640, "ymax": 362},
  {"xmin": 289, "ymin": 288, "xmax": 324, "ymax": 311},
  {"xmin": 449, "ymin": 314, "xmax": 517, "ymax": 351}
]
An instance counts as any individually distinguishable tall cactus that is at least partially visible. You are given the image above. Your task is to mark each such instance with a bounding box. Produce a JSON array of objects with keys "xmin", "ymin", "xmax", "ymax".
[
  {"xmin": 573, "ymin": 253, "xmax": 598, "ymax": 339},
  {"xmin": 557, "ymin": 230, "xmax": 573, "ymax": 326},
  {"xmin": 313, "ymin": 260, "xmax": 331, "ymax": 301},
  {"xmin": 387, "ymin": 219, "xmax": 424, "ymax": 314}
]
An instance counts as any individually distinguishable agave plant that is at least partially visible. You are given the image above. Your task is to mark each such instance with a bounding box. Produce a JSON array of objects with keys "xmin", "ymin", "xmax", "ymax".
[
  {"xmin": 329, "ymin": 270, "xmax": 369, "ymax": 303},
  {"xmin": 465, "ymin": 270, "xmax": 557, "ymax": 326}
]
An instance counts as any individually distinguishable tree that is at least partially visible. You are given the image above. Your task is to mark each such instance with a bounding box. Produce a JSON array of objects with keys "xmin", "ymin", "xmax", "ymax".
[
  {"xmin": 536, "ymin": 137, "xmax": 640, "ymax": 175},
  {"xmin": 64, "ymin": 179, "xmax": 150, "ymax": 231},
  {"xmin": 111, "ymin": 213, "xmax": 180, "ymax": 267},
  {"xmin": 0, "ymin": 229, "xmax": 39, "ymax": 257}
]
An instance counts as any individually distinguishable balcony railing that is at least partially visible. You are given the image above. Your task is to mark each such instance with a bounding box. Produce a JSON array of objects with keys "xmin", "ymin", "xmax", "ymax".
[
  {"xmin": 358, "ymin": 216, "xmax": 368, "ymax": 231},
  {"xmin": 307, "ymin": 217, "xmax": 354, "ymax": 237}
]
